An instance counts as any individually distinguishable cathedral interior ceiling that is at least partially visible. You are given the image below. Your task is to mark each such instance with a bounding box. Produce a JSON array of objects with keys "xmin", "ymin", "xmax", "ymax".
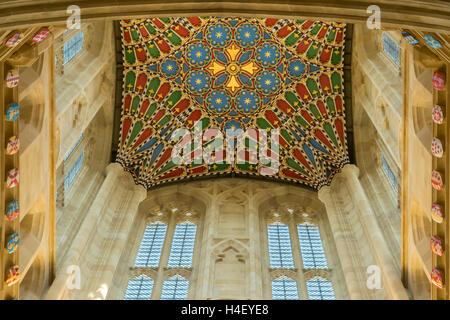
[{"xmin": 116, "ymin": 17, "xmax": 350, "ymax": 190}]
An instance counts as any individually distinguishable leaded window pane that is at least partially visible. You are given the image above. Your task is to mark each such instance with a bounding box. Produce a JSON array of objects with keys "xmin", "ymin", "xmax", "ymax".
[
  {"xmin": 64, "ymin": 150, "xmax": 85, "ymax": 192},
  {"xmin": 267, "ymin": 223, "xmax": 295, "ymax": 269},
  {"xmin": 271, "ymin": 276, "xmax": 299, "ymax": 300},
  {"xmin": 382, "ymin": 33, "xmax": 400, "ymax": 66},
  {"xmin": 63, "ymin": 32, "xmax": 84, "ymax": 65},
  {"xmin": 167, "ymin": 222, "xmax": 197, "ymax": 268},
  {"xmin": 307, "ymin": 277, "xmax": 336, "ymax": 300},
  {"xmin": 297, "ymin": 223, "xmax": 328, "ymax": 269},
  {"xmin": 124, "ymin": 275, "xmax": 154, "ymax": 300},
  {"xmin": 134, "ymin": 222, "xmax": 167, "ymax": 267},
  {"xmin": 161, "ymin": 275, "xmax": 189, "ymax": 300},
  {"xmin": 381, "ymin": 154, "xmax": 399, "ymax": 196}
]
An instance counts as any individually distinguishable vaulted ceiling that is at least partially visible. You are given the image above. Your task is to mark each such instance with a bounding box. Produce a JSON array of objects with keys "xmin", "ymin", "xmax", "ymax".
[{"xmin": 116, "ymin": 17, "xmax": 351, "ymax": 190}]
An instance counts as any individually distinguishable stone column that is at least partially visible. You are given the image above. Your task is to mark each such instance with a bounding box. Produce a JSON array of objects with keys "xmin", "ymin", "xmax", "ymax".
[
  {"xmin": 45, "ymin": 163, "xmax": 146, "ymax": 299},
  {"xmin": 318, "ymin": 164, "xmax": 409, "ymax": 300},
  {"xmin": 339, "ymin": 164, "xmax": 409, "ymax": 300},
  {"xmin": 151, "ymin": 209, "xmax": 176, "ymax": 300},
  {"xmin": 287, "ymin": 214, "xmax": 309, "ymax": 300},
  {"xmin": 317, "ymin": 185, "xmax": 363, "ymax": 299}
]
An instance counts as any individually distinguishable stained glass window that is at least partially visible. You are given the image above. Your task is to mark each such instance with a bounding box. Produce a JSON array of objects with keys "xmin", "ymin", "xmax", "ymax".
[
  {"xmin": 267, "ymin": 222, "xmax": 295, "ymax": 269},
  {"xmin": 134, "ymin": 222, "xmax": 167, "ymax": 267},
  {"xmin": 271, "ymin": 276, "xmax": 299, "ymax": 300},
  {"xmin": 297, "ymin": 223, "xmax": 328, "ymax": 269},
  {"xmin": 307, "ymin": 277, "xmax": 336, "ymax": 300},
  {"xmin": 161, "ymin": 275, "xmax": 189, "ymax": 300},
  {"xmin": 63, "ymin": 31, "xmax": 84, "ymax": 65},
  {"xmin": 167, "ymin": 222, "xmax": 197, "ymax": 268},
  {"xmin": 64, "ymin": 150, "xmax": 85, "ymax": 192},
  {"xmin": 124, "ymin": 275, "xmax": 154, "ymax": 300},
  {"xmin": 381, "ymin": 154, "xmax": 399, "ymax": 196}
]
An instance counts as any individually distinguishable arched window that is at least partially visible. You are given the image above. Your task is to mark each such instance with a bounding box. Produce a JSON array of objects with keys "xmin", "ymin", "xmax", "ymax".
[
  {"xmin": 271, "ymin": 276, "xmax": 299, "ymax": 300},
  {"xmin": 267, "ymin": 222, "xmax": 294, "ymax": 269},
  {"xmin": 167, "ymin": 222, "xmax": 197, "ymax": 268},
  {"xmin": 161, "ymin": 275, "xmax": 189, "ymax": 300},
  {"xmin": 297, "ymin": 223, "xmax": 328, "ymax": 269},
  {"xmin": 63, "ymin": 31, "xmax": 84, "ymax": 65},
  {"xmin": 134, "ymin": 222, "xmax": 167, "ymax": 267},
  {"xmin": 124, "ymin": 212, "xmax": 200, "ymax": 300},
  {"xmin": 124, "ymin": 275, "xmax": 154, "ymax": 300},
  {"xmin": 306, "ymin": 276, "xmax": 336, "ymax": 300},
  {"xmin": 265, "ymin": 211, "xmax": 336, "ymax": 300}
]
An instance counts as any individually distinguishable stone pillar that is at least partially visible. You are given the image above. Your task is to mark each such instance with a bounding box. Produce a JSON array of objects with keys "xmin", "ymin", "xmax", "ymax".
[
  {"xmin": 45, "ymin": 163, "xmax": 146, "ymax": 299},
  {"xmin": 151, "ymin": 210, "xmax": 176, "ymax": 300},
  {"xmin": 339, "ymin": 164, "xmax": 409, "ymax": 300},
  {"xmin": 317, "ymin": 185, "xmax": 363, "ymax": 299},
  {"xmin": 318, "ymin": 164, "xmax": 409, "ymax": 300},
  {"xmin": 287, "ymin": 214, "xmax": 309, "ymax": 300}
]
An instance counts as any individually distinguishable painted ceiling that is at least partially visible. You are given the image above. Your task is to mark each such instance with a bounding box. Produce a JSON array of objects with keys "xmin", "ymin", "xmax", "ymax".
[{"xmin": 117, "ymin": 17, "xmax": 349, "ymax": 190}]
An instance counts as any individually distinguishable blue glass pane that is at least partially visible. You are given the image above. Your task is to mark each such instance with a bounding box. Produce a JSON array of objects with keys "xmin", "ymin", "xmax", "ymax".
[
  {"xmin": 271, "ymin": 276, "xmax": 299, "ymax": 300},
  {"xmin": 161, "ymin": 275, "xmax": 189, "ymax": 300},
  {"xmin": 382, "ymin": 33, "xmax": 400, "ymax": 66},
  {"xmin": 63, "ymin": 32, "xmax": 84, "ymax": 65},
  {"xmin": 381, "ymin": 154, "xmax": 398, "ymax": 195},
  {"xmin": 297, "ymin": 223, "xmax": 328, "ymax": 269},
  {"xmin": 134, "ymin": 222, "xmax": 167, "ymax": 267},
  {"xmin": 64, "ymin": 150, "xmax": 85, "ymax": 192},
  {"xmin": 267, "ymin": 223, "xmax": 295, "ymax": 269},
  {"xmin": 167, "ymin": 222, "xmax": 197, "ymax": 268},
  {"xmin": 64, "ymin": 134, "xmax": 83, "ymax": 161},
  {"xmin": 124, "ymin": 276, "xmax": 154, "ymax": 300},
  {"xmin": 307, "ymin": 277, "xmax": 336, "ymax": 300}
]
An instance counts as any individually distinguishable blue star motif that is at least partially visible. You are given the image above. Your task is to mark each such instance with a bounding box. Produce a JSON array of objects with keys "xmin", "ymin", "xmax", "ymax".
[
  {"xmin": 186, "ymin": 42, "xmax": 211, "ymax": 67},
  {"xmin": 206, "ymin": 90, "xmax": 232, "ymax": 114},
  {"xmin": 256, "ymin": 71, "xmax": 281, "ymax": 95},
  {"xmin": 236, "ymin": 23, "xmax": 261, "ymax": 48},
  {"xmin": 186, "ymin": 70, "xmax": 211, "ymax": 95},
  {"xmin": 235, "ymin": 90, "xmax": 261, "ymax": 114},
  {"xmin": 287, "ymin": 60, "xmax": 306, "ymax": 78},
  {"xmin": 256, "ymin": 42, "xmax": 281, "ymax": 67},
  {"xmin": 160, "ymin": 59, "xmax": 180, "ymax": 78},
  {"xmin": 206, "ymin": 23, "xmax": 232, "ymax": 47}
]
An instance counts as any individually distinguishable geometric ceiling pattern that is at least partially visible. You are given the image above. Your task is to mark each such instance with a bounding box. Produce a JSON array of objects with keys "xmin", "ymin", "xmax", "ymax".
[{"xmin": 116, "ymin": 17, "xmax": 349, "ymax": 190}]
